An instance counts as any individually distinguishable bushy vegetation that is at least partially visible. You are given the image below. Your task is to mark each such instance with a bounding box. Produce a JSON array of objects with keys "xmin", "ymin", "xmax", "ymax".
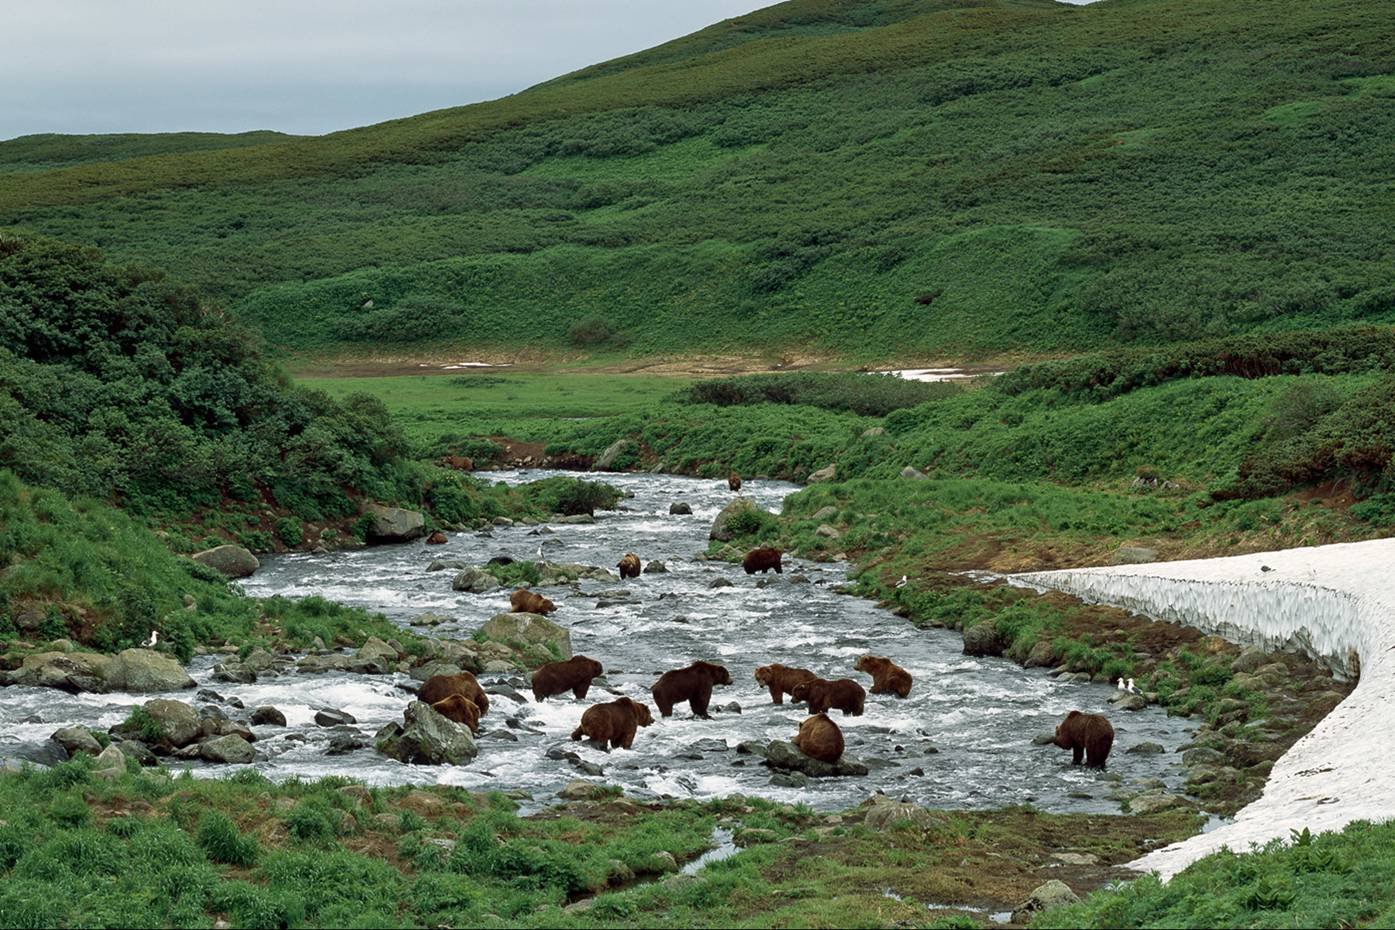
[
  {"xmin": 2, "ymin": 0, "xmax": 1392, "ymax": 358},
  {"xmin": 681, "ymin": 372, "xmax": 962, "ymax": 417},
  {"xmin": 519, "ymin": 476, "xmax": 623, "ymax": 516}
]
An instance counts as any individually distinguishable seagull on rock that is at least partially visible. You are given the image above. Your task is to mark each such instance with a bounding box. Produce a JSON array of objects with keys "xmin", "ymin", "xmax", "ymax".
[
  {"xmin": 1117, "ymin": 677, "xmax": 1127, "ymax": 691},
  {"xmin": 142, "ymin": 630, "xmax": 160, "ymax": 648},
  {"xmin": 1126, "ymin": 678, "xmax": 1141, "ymax": 694},
  {"xmin": 895, "ymin": 575, "xmax": 909, "ymax": 589}
]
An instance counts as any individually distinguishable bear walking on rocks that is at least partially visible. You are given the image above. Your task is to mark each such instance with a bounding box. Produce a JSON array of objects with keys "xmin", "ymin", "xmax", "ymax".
[
  {"xmin": 431, "ymin": 694, "xmax": 481, "ymax": 733},
  {"xmin": 1053, "ymin": 710, "xmax": 1115, "ymax": 769},
  {"xmin": 854, "ymin": 654, "xmax": 913, "ymax": 698},
  {"xmin": 742, "ymin": 547, "xmax": 783, "ymax": 575},
  {"xmin": 571, "ymin": 697, "xmax": 655, "ymax": 749},
  {"xmin": 754, "ymin": 663, "xmax": 818, "ymax": 705},
  {"xmin": 729, "ymin": 472, "xmax": 742, "ymax": 492},
  {"xmin": 617, "ymin": 553, "xmax": 642, "ymax": 580},
  {"xmin": 419, "ymin": 673, "xmax": 490, "ymax": 717},
  {"xmin": 651, "ymin": 660, "xmax": 732, "ymax": 718},
  {"xmin": 790, "ymin": 678, "xmax": 865, "ymax": 716},
  {"xmin": 793, "ymin": 713, "xmax": 845, "ymax": 763},
  {"xmin": 532, "ymin": 655, "xmax": 604, "ymax": 702},
  {"xmin": 511, "ymin": 588, "xmax": 557, "ymax": 614}
]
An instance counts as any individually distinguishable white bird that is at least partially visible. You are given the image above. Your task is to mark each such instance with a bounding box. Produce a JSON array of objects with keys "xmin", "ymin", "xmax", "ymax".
[
  {"xmin": 895, "ymin": 575, "xmax": 908, "ymax": 589},
  {"xmin": 143, "ymin": 630, "xmax": 159, "ymax": 648},
  {"xmin": 537, "ymin": 543, "xmax": 545, "ymax": 558},
  {"xmin": 1116, "ymin": 677, "xmax": 1126, "ymax": 691},
  {"xmin": 1126, "ymin": 678, "xmax": 1140, "ymax": 694}
]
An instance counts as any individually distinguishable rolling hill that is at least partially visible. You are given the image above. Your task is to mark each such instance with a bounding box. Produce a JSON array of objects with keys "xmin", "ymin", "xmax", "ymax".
[{"xmin": 1, "ymin": 0, "xmax": 1392, "ymax": 360}]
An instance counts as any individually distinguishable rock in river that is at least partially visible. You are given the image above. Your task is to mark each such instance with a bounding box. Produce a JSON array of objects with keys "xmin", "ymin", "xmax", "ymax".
[
  {"xmin": 709, "ymin": 498, "xmax": 770, "ymax": 542},
  {"xmin": 376, "ymin": 701, "xmax": 477, "ymax": 765},
  {"xmin": 103, "ymin": 648, "xmax": 195, "ymax": 692},
  {"xmin": 477, "ymin": 612, "xmax": 571, "ymax": 660},
  {"xmin": 362, "ymin": 503, "xmax": 425, "ymax": 542}
]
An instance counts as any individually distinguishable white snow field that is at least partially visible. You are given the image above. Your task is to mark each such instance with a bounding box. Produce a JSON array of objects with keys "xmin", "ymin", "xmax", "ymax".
[{"xmin": 1010, "ymin": 537, "xmax": 1395, "ymax": 879}]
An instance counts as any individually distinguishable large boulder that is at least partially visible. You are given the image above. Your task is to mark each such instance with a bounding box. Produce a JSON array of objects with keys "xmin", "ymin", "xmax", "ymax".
[
  {"xmin": 91, "ymin": 744, "xmax": 128, "ymax": 781},
  {"xmin": 862, "ymin": 795, "xmax": 945, "ymax": 832},
  {"xmin": 5, "ymin": 651, "xmax": 109, "ymax": 692},
  {"xmin": 51, "ymin": 727, "xmax": 102, "ymax": 757},
  {"xmin": 477, "ymin": 613, "xmax": 571, "ymax": 660},
  {"xmin": 761, "ymin": 740, "xmax": 868, "ymax": 778},
  {"xmin": 709, "ymin": 498, "xmax": 768, "ymax": 542},
  {"xmin": 113, "ymin": 699, "xmax": 203, "ymax": 750},
  {"xmin": 363, "ymin": 504, "xmax": 426, "ymax": 542},
  {"xmin": 199, "ymin": 734, "xmax": 255, "ymax": 764},
  {"xmin": 1012, "ymin": 880, "xmax": 1079, "ymax": 923},
  {"xmin": 191, "ymin": 545, "xmax": 260, "ymax": 579},
  {"xmin": 961, "ymin": 623, "xmax": 1006, "ymax": 657},
  {"xmin": 594, "ymin": 439, "xmax": 634, "ymax": 471},
  {"xmin": 807, "ymin": 464, "xmax": 837, "ymax": 483},
  {"xmin": 451, "ymin": 567, "xmax": 501, "ymax": 594},
  {"xmin": 376, "ymin": 701, "xmax": 477, "ymax": 765},
  {"xmin": 103, "ymin": 649, "xmax": 195, "ymax": 693},
  {"xmin": 356, "ymin": 637, "xmax": 399, "ymax": 667}
]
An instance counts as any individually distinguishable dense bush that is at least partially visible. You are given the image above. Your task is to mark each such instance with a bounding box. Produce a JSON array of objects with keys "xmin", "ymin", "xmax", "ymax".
[
  {"xmin": 681, "ymin": 372, "xmax": 962, "ymax": 417},
  {"xmin": 521, "ymin": 476, "xmax": 622, "ymax": 516}
]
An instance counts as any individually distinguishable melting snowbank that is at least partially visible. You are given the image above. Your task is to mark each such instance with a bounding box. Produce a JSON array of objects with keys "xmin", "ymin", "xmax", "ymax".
[{"xmin": 1011, "ymin": 538, "xmax": 1395, "ymax": 879}]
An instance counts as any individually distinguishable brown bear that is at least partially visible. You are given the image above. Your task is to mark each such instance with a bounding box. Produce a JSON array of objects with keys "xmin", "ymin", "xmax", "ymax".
[
  {"xmin": 854, "ymin": 654, "xmax": 913, "ymax": 698},
  {"xmin": 419, "ymin": 673, "xmax": 490, "ymax": 716},
  {"xmin": 617, "ymin": 553, "xmax": 641, "ymax": 580},
  {"xmin": 441, "ymin": 455, "xmax": 474, "ymax": 471},
  {"xmin": 1053, "ymin": 710, "xmax": 1115, "ymax": 769},
  {"xmin": 426, "ymin": 531, "xmax": 448, "ymax": 545},
  {"xmin": 793, "ymin": 713, "xmax": 845, "ymax": 764},
  {"xmin": 651, "ymin": 660, "xmax": 733, "ymax": 718},
  {"xmin": 729, "ymin": 472, "xmax": 743, "ymax": 492},
  {"xmin": 510, "ymin": 588, "xmax": 557, "ymax": 614},
  {"xmin": 789, "ymin": 678, "xmax": 865, "ymax": 716},
  {"xmin": 570, "ymin": 696, "xmax": 655, "ymax": 749},
  {"xmin": 754, "ymin": 663, "xmax": 818, "ymax": 704},
  {"xmin": 743, "ymin": 547, "xmax": 783, "ymax": 575},
  {"xmin": 430, "ymin": 694, "xmax": 481, "ymax": 733},
  {"xmin": 531, "ymin": 655, "xmax": 604, "ymax": 702}
]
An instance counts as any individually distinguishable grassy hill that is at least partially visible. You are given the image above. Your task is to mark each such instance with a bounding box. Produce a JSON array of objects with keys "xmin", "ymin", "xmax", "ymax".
[{"xmin": 1, "ymin": 0, "xmax": 1393, "ymax": 359}]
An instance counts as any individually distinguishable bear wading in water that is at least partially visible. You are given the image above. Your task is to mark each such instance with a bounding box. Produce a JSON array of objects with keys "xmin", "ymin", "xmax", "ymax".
[
  {"xmin": 754, "ymin": 663, "xmax": 818, "ymax": 705},
  {"xmin": 651, "ymin": 660, "xmax": 732, "ymax": 718},
  {"xmin": 854, "ymin": 654, "xmax": 913, "ymax": 698},
  {"xmin": 430, "ymin": 694, "xmax": 481, "ymax": 733},
  {"xmin": 793, "ymin": 712, "xmax": 844, "ymax": 763},
  {"xmin": 728, "ymin": 472, "xmax": 742, "ymax": 491},
  {"xmin": 531, "ymin": 655, "xmax": 604, "ymax": 702},
  {"xmin": 616, "ymin": 552, "xmax": 641, "ymax": 580},
  {"xmin": 742, "ymin": 547, "xmax": 783, "ymax": 575},
  {"xmin": 419, "ymin": 672, "xmax": 490, "ymax": 717},
  {"xmin": 571, "ymin": 696, "xmax": 655, "ymax": 749},
  {"xmin": 790, "ymin": 677, "xmax": 865, "ymax": 716},
  {"xmin": 1053, "ymin": 710, "xmax": 1115, "ymax": 769},
  {"xmin": 510, "ymin": 588, "xmax": 557, "ymax": 614}
]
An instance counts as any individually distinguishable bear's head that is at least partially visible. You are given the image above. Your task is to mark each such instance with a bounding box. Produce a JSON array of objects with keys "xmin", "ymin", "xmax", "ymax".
[
  {"xmin": 754, "ymin": 665, "xmax": 774, "ymax": 686},
  {"xmin": 789, "ymin": 681, "xmax": 814, "ymax": 703},
  {"xmin": 578, "ymin": 656, "xmax": 603, "ymax": 678},
  {"xmin": 617, "ymin": 697, "xmax": 655, "ymax": 727},
  {"xmin": 1053, "ymin": 710, "xmax": 1083, "ymax": 748}
]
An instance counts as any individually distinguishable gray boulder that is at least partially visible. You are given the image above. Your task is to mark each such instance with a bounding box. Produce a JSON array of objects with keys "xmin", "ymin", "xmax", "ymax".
[
  {"xmin": 7, "ymin": 651, "xmax": 109, "ymax": 691},
  {"xmin": 762, "ymin": 740, "xmax": 868, "ymax": 778},
  {"xmin": 315, "ymin": 709, "xmax": 357, "ymax": 727},
  {"xmin": 376, "ymin": 701, "xmax": 478, "ymax": 765},
  {"xmin": 199, "ymin": 734, "xmax": 255, "ymax": 764},
  {"xmin": 114, "ymin": 699, "xmax": 203, "ymax": 750},
  {"xmin": 863, "ymin": 795, "xmax": 944, "ymax": 832},
  {"xmin": 477, "ymin": 612, "xmax": 571, "ymax": 660},
  {"xmin": 961, "ymin": 623, "xmax": 1006, "ymax": 657},
  {"xmin": 103, "ymin": 649, "xmax": 195, "ymax": 693},
  {"xmin": 594, "ymin": 439, "xmax": 634, "ymax": 471},
  {"xmin": 51, "ymin": 727, "xmax": 102, "ymax": 756},
  {"xmin": 644, "ymin": 560, "xmax": 668, "ymax": 574},
  {"xmin": 191, "ymin": 544, "xmax": 260, "ymax": 578},
  {"xmin": 250, "ymin": 706, "xmax": 287, "ymax": 727},
  {"xmin": 451, "ymin": 567, "xmax": 502, "ymax": 594},
  {"xmin": 357, "ymin": 637, "xmax": 399, "ymax": 666},
  {"xmin": 363, "ymin": 504, "xmax": 426, "ymax": 542},
  {"xmin": 807, "ymin": 464, "xmax": 837, "ymax": 483},
  {"xmin": 899, "ymin": 466, "xmax": 928, "ymax": 480},
  {"xmin": 1012, "ymin": 880, "xmax": 1079, "ymax": 923},
  {"xmin": 669, "ymin": 502, "xmax": 692, "ymax": 515},
  {"xmin": 91, "ymin": 744, "xmax": 128, "ymax": 781},
  {"xmin": 709, "ymin": 497, "xmax": 769, "ymax": 542}
]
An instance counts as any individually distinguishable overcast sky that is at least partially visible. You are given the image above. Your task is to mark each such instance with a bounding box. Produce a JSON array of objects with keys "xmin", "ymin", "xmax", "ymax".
[{"xmin": 5, "ymin": 0, "xmax": 1099, "ymax": 141}]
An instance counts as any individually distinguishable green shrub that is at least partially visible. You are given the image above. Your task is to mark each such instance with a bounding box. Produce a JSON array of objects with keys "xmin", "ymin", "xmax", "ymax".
[
  {"xmin": 195, "ymin": 812, "xmax": 260, "ymax": 866},
  {"xmin": 274, "ymin": 517, "xmax": 304, "ymax": 548}
]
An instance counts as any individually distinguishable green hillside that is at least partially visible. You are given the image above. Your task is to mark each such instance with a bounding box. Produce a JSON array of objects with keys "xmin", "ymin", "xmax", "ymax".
[{"xmin": 1, "ymin": 0, "xmax": 1393, "ymax": 358}]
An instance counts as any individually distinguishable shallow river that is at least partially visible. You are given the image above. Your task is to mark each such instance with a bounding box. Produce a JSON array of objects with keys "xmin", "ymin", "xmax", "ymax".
[{"xmin": 2, "ymin": 470, "xmax": 1195, "ymax": 811}]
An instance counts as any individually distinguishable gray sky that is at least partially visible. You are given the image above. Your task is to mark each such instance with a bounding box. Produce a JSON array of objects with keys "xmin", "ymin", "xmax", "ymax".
[{"xmin": 2, "ymin": 1, "xmax": 767, "ymax": 139}]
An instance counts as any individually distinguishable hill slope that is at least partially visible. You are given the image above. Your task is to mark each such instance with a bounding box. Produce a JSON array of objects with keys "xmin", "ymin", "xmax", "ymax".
[{"xmin": 1, "ymin": 0, "xmax": 1392, "ymax": 358}]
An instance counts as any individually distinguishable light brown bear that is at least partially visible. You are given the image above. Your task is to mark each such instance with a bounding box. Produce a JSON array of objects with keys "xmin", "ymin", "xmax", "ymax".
[
  {"xmin": 426, "ymin": 531, "xmax": 448, "ymax": 545},
  {"xmin": 570, "ymin": 697, "xmax": 655, "ymax": 749},
  {"xmin": 1053, "ymin": 710, "xmax": 1115, "ymax": 769},
  {"xmin": 419, "ymin": 672, "xmax": 490, "ymax": 716},
  {"xmin": 754, "ymin": 663, "xmax": 818, "ymax": 705},
  {"xmin": 531, "ymin": 655, "xmax": 604, "ymax": 702},
  {"xmin": 431, "ymin": 694, "xmax": 481, "ymax": 733},
  {"xmin": 651, "ymin": 660, "xmax": 732, "ymax": 718},
  {"xmin": 854, "ymin": 654, "xmax": 913, "ymax": 698},
  {"xmin": 511, "ymin": 588, "xmax": 557, "ymax": 614},
  {"xmin": 617, "ymin": 553, "xmax": 642, "ymax": 580},
  {"xmin": 743, "ymin": 547, "xmax": 783, "ymax": 574},
  {"xmin": 793, "ymin": 712, "xmax": 844, "ymax": 763},
  {"xmin": 789, "ymin": 678, "xmax": 865, "ymax": 716}
]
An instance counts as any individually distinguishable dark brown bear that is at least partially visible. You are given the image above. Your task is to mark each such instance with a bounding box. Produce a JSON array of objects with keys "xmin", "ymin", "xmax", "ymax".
[
  {"xmin": 532, "ymin": 655, "xmax": 604, "ymax": 701},
  {"xmin": 418, "ymin": 673, "xmax": 490, "ymax": 716},
  {"xmin": 728, "ymin": 472, "xmax": 742, "ymax": 491},
  {"xmin": 742, "ymin": 547, "xmax": 783, "ymax": 575},
  {"xmin": 789, "ymin": 678, "xmax": 865, "ymax": 716},
  {"xmin": 793, "ymin": 713, "xmax": 844, "ymax": 763},
  {"xmin": 651, "ymin": 660, "xmax": 732, "ymax": 718},
  {"xmin": 431, "ymin": 694, "xmax": 481, "ymax": 733},
  {"xmin": 854, "ymin": 654, "xmax": 913, "ymax": 698},
  {"xmin": 570, "ymin": 697, "xmax": 655, "ymax": 749},
  {"xmin": 1053, "ymin": 710, "xmax": 1115, "ymax": 769},
  {"xmin": 510, "ymin": 588, "xmax": 557, "ymax": 614},
  {"xmin": 441, "ymin": 455, "xmax": 474, "ymax": 471},
  {"xmin": 425, "ymin": 530, "xmax": 448, "ymax": 545},
  {"xmin": 617, "ymin": 553, "xmax": 641, "ymax": 580},
  {"xmin": 754, "ymin": 663, "xmax": 818, "ymax": 704}
]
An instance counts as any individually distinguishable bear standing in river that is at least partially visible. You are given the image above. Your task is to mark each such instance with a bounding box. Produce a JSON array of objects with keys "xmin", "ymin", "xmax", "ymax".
[
  {"xmin": 431, "ymin": 694, "xmax": 481, "ymax": 733},
  {"xmin": 728, "ymin": 472, "xmax": 742, "ymax": 491},
  {"xmin": 651, "ymin": 660, "xmax": 732, "ymax": 718},
  {"xmin": 793, "ymin": 713, "xmax": 844, "ymax": 763},
  {"xmin": 854, "ymin": 654, "xmax": 913, "ymax": 698},
  {"xmin": 511, "ymin": 588, "xmax": 557, "ymax": 614},
  {"xmin": 617, "ymin": 552, "xmax": 641, "ymax": 580},
  {"xmin": 790, "ymin": 677, "xmax": 865, "ymax": 716},
  {"xmin": 531, "ymin": 655, "xmax": 604, "ymax": 701},
  {"xmin": 1053, "ymin": 710, "xmax": 1115, "ymax": 769},
  {"xmin": 754, "ymin": 663, "xmax": 818, "ymax": 704},
  {"xmin": 419, "ymin": 672, "xmax": 490, "ymax": 716},
  {"xmin": 743, "ymin": 547, "xmax": 783, "ymax": 574},
  {"xmin": 571, "ymin": 697, "xmax": 655, "ymax": 749}
]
